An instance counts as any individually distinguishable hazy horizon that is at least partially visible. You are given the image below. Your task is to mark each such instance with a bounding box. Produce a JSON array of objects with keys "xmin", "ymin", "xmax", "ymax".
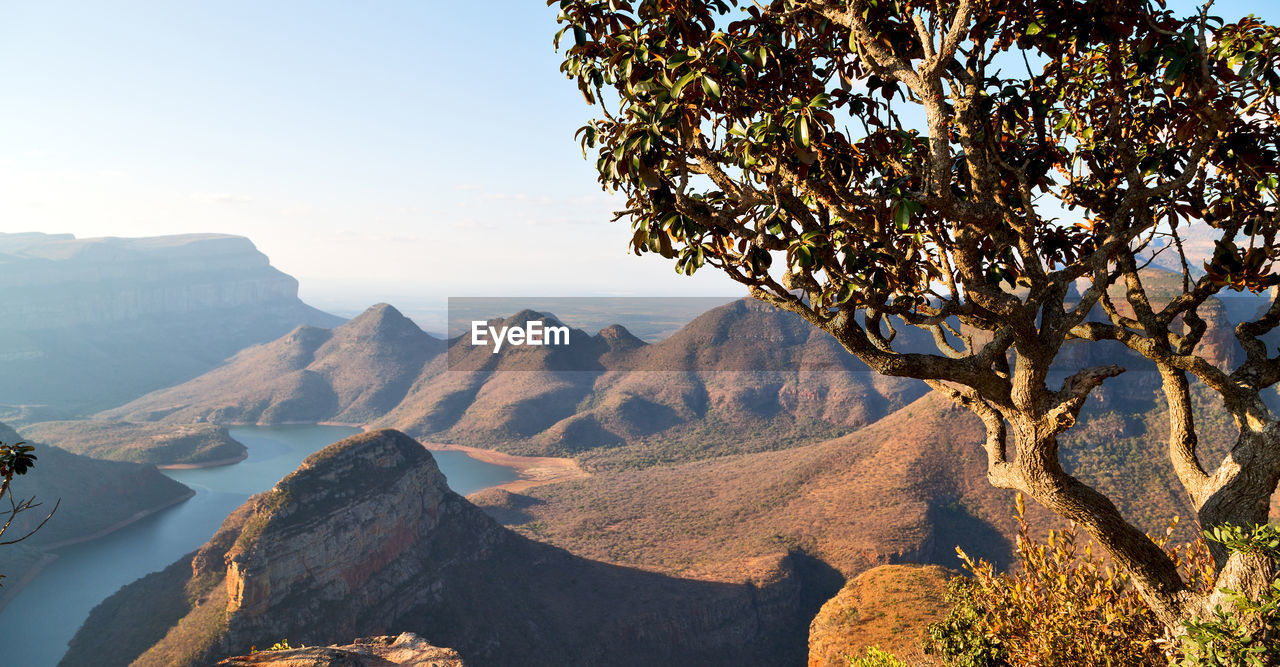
[{"xmin": 3, "ymin": 0, "xmax": 1272, "ymax": 312}]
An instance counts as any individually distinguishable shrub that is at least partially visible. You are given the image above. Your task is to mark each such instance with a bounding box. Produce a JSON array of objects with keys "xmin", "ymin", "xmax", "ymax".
[
  {"xmin": 849, "ymin": 646, "xmax": 908, "ymax": 667},
  {"xmin": 1178, "ymin": 525, "xmax": 1280, "ymax": 667},
  {"xmin": 925, "ymin": 495, "xmax": 1213, "ymax": 666}
]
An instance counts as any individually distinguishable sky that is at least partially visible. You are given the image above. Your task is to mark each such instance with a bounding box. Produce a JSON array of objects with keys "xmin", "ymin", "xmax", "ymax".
[{"xmin": 0, "ymin": 0, "xmax": 1274, "ymax": 315}]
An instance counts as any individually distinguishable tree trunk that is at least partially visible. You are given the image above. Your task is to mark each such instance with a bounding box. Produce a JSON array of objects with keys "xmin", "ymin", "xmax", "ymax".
[{"xmin": 1012, "ymin": 427, "xmax": 1194, "ymax": 627}]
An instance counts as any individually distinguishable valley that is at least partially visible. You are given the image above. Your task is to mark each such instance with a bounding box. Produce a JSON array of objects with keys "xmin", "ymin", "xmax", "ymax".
[{"xmin": 2, "ymin": 231, "xmax": 1274, "ymax": 666}]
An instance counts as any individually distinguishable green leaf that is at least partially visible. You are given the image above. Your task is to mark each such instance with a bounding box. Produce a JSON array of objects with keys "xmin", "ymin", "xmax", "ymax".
[
  {"xmin": 670, "ymin": 70, "xmax": 700, "ymax": 99},
  {"xmin": 793, "ymin": 115, "xmax": 811, "ymax": 150},
  {"xmin": 1164, "ymin": 55, "xmax": 1188, "ymax": 86},
  {"xmin": 893, "ymin": 199, "xmax": 921, "ymax": 230},
  {"xmin": 701, "ymin": 75, "xmax": 722, "ymax": 100}
]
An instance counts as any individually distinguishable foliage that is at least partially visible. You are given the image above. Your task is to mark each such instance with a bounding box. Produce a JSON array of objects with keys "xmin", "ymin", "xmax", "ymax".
[
  {"xmin": 551, "ymin": 0, "xmax": 1280, "ymax": 630},
  {"xmin": 848, "ymin": 645, "xmax": 908, "ymax": 667},
  {"xmin": 1179, "ymin": 525, "xmax": 1280, "ymax": 667},
  {"xmin": 924, "ymin": 495, "xmax": 1213, "ymax": 666},
  {"xmin": 923, "ymin": 578, "xmax": 1007, "ymax": 667},
  {"xmin": 250, "ymin": 639, "xmax": 294, "ymax": 654},
  {"xmin": 0, "ymin": 439, "xmax": 57, "ymax": 586}
]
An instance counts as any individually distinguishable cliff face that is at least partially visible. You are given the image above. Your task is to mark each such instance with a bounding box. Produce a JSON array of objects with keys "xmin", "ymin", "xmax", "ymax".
[
  {"xmin": 0, "ymin": 233, "xmax": 342, "ymax": 415},
  {"xmin": 216, "ymin": 430, "xmax": 477, "ymax": 645},
  {"xmin": 0, "ymin": 233, "xmax": 298, "ymax": 328},
  {"xmin": 67, "ymin": 430, "xmax": 830, "ymax": 667}
]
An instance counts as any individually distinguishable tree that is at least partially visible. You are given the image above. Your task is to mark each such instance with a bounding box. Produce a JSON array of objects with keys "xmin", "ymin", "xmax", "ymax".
[
  {"xmin": 0, "ymin": 440, "xmax": 57, "ymax": 586},
  {"xmin": 550, "ymin": 0, "xmax": 1280, "ymax": 631}
]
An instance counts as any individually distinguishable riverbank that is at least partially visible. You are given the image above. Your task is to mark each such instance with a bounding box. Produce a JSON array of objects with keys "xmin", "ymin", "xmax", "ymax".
[
  {"xmin": 0, "ymin": 487, "xmax": 196, "ymax": 614},
  {"xmin": 0, "ymin": 552, "xmax": 57, "ymax": 612},
  {"xmin": 423, "ymin": 443, "xmax": 589, "ymax": 493},
  {"xmin": 156, "ymin": 449, "xmax": 248, "ymax": 470}
]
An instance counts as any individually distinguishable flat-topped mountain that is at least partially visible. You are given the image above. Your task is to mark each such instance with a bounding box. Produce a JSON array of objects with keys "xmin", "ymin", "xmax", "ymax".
[
  {"xmin": 104, "ymin": 304, "xmax": 443, "ymax": 425},
  {"xmin": 64, "ymin": 430, "xmax": 837, "ymax": 666},
  {"xmin": 0, "ymin": 233, "xmax": 342, "ymax": 416}
]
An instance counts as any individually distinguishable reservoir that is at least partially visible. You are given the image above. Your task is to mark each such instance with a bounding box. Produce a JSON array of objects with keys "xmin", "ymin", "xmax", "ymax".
[{"xmin": 0, "ymin": 424, "xmax": 518, "ymax": 667}]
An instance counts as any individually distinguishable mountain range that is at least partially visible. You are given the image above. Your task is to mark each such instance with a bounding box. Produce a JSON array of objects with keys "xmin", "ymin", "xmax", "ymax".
[
  {"xmin": 106, "ymin": 299, "xmax": 928, "ymax": 470},
  {"xmin": 30, "ymin": 239, "xmax": 1280, "ymax": 664}
]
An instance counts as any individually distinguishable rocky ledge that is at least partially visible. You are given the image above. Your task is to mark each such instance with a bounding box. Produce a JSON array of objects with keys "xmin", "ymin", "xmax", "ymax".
[{"xmin": 215, "ymin": 633, "xmax": 464, "ymax": 667}]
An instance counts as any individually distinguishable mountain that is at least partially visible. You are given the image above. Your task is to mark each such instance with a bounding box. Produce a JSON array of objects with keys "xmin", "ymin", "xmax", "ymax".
[
  {"xmin": 104, "ymin": 304, "xmax": 443, "ymax": 425},
  {"xmin": 111, "ymin": 298, "xmax": 927, "ymax": 470},
  {"xmin": 18, "ymin": 420, "xmax": 246, "ymax": 466},
  {"xmin": 0, "ymin": 421, "xmax": 193, "ymax": 606},
  {"xmin": 64, "ymin": 430, "xmax": 838, "ymax": 667},
  {"xmin": 0, "ymin": 233, "xmax": 343, "ymax": 418}
]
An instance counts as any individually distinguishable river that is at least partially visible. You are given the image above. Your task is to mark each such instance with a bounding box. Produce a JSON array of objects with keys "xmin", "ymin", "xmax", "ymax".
[{"xmin": 0, "ymin": 424, "xmax": 518, "ymax": 667}]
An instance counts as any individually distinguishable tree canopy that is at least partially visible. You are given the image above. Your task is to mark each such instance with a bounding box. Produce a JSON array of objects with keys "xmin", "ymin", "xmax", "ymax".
[{"xmin": 553, "ymin": 0, "xmax": 1280, "ymax": 630}]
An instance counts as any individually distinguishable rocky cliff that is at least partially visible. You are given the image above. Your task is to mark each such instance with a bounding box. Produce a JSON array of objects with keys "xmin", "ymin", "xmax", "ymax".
[
  {"xmin": 807, "ymin": 564, "xmax": 953, "ymax": 666},
  {"xmin": 64, "ymin": 430, "xmax": 831, "ymax": 666},
  {"xmin": 0, "ymin": 232, "xmax": 342, "ymax": 416}
]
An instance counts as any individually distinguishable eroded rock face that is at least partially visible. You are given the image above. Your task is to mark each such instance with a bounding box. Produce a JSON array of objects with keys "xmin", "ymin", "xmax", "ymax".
[
  {"xmin": 86, "ymin": 429, "xmax": 823, "ymax": 667},
  {"xmin": 214, "ymin": 633, "xmax": 465, "ymax": 667},
  {"xmin": 216, "ymin": 430, "xmax": 494, "ymax": 645},
  {"xmin": 807, "ymin": 564, "xmax": 954, "ymax": 666}
]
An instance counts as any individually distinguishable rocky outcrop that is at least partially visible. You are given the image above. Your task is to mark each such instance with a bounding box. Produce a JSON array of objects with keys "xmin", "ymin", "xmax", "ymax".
[
  {"xmin": 215, "ymin": 633, "xmax": 465, "ymax": 667},
  {"xmin": 807, "ymin": 565, "xmax": 953, "ymax": 666},
  {"xmin": 0, "ymin": 232, "xmax": 342, "ymax": 415},
  {"xmin": 66, "ymin": 430, "xmax": 829, "ymax": 666}
]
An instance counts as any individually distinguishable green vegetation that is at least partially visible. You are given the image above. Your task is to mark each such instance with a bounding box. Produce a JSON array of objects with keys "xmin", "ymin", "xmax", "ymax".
[
  {"xmin": 925, "ymin": 495, "xmax": 1207, "ymax": 665},
  {"xmin": 20, "ymin": 420, "xmax": 246, "ymax": 467},
  {"xmin": 848, "ymin": 646, "xmax": 907, "ymax": 667},
  {"xmin": 922, "ymin": 498, "xmax": 1280, "ymax": 666},
  {"xmin": 554, "ymin": 0, "xmax": 1280, "ymax": 634},
  {"xmin": 251, "ymin": 639, "xmax": 295, "ymax": 653},
  {"xmin": 1180, "ymin": 525, "xmax": 1280, "ymax": 667}
]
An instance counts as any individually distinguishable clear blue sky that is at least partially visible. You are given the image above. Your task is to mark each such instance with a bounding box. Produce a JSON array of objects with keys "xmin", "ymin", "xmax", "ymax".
[{"xmin": 0, "ymin": 1, "xmax": 1273, "ymax": 312}]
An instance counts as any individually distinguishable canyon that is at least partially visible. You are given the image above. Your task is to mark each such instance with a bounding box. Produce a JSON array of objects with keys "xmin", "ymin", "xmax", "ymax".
[{"xmin": 64, "ymin": 430, "xmax": 834, "ymax": 666}]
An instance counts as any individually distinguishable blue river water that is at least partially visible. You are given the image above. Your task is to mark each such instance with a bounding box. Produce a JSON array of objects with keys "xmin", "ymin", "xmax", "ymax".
[{"xmin": 0, "ymin": 424, "xmax": 518, "ymax": 667}]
